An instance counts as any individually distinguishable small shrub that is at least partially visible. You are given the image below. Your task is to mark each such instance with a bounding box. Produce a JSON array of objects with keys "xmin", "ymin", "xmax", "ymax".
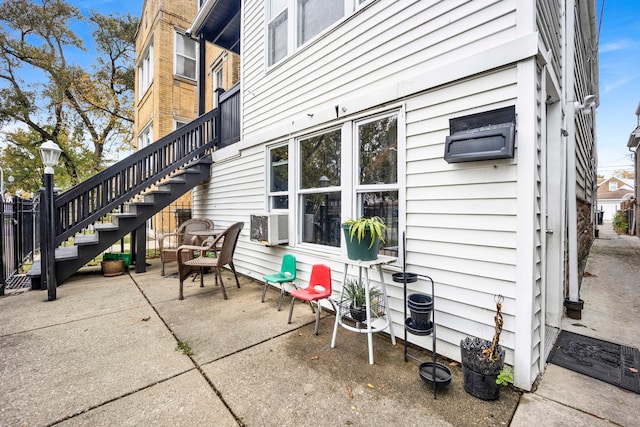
[{"xmin": 612, "ymin": 211, "xmax": 628, "ymax": 234}]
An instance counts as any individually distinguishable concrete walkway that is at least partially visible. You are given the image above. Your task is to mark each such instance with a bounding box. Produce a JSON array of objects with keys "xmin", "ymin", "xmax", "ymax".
[
  {"xmin": 511, "ymin": 222, "xmax": 640, "ymax": 427},
  {"xmin": 0, "ymin": 223, "xmax": 638, "ymax": 426}
]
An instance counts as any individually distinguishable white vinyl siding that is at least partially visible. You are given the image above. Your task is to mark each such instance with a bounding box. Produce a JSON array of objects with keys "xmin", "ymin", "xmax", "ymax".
[{"xmin": 246, "ymin": 0, "xmax": 518, "ymax": 137}]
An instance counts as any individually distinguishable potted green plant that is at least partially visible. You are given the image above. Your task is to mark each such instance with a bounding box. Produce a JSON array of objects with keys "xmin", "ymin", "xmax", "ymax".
[
  {"xmin": 343, "ymin": 278, "xmax": 381, "ymax": 322},
  {"xmin": 342, "ymin": 216, "xmax": 387, "ymax": 261}
]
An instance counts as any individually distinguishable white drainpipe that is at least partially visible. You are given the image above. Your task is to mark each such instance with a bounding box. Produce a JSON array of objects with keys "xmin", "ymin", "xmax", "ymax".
[{"xmin": 564, "ymin": 0, "xmax": 580, "ymax": 304}]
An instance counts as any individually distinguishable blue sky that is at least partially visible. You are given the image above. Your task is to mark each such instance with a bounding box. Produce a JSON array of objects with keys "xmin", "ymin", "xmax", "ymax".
[{"xmin": 595, "ymin": 0, "xmax": 639, "ymax": 176}]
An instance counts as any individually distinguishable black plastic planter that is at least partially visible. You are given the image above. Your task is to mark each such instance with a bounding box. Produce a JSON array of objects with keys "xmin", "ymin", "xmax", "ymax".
[
  {"xmin": 460, "ymin": 337, "xmax": 504, "ymax": 401},
  {"xmin": 462, "ymin": 366, "xmax": 500, "ymax": 401}
]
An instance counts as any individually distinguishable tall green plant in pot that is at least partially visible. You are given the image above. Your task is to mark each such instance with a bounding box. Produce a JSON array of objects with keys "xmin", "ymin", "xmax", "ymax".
[
  {"xmin": 343, "ymin": 278, "xmax": 381, "ymax": 322},
  {"xmin": 342, "ymin": 216, "xmax": 387, "ymax": 261}
]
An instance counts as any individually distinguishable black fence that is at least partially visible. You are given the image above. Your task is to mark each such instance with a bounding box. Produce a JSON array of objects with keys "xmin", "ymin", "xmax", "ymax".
[{"xmin": 1, "ymin": 195, "xmax": 39, "ymax": 294}]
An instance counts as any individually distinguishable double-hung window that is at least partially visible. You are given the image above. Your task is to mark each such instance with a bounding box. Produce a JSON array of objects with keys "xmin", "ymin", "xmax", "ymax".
[
  {"xmin": 267, "ymin": 0, "xmax": 362, "ymax": 66},
  {"xmin": 268, "ymin": 144, "xmax": 289, "ymax": 210},
  {"xmin": 299, "ymin": 129, "xmax": 342, "ymax": 247},
  {"xmin": 266, "ymin": 111, "xmax": 400, "ymax": 257},
  {"xmin": 355, "ymin": 114, "xmax": 399, "ymax": 256},
  {"xmin": 175, "ymin": 32, "xmax": 197, "ymax": 80},
  {"xmin": 138, "ymin": 42, "xmax": 153, "ymax": 100}
]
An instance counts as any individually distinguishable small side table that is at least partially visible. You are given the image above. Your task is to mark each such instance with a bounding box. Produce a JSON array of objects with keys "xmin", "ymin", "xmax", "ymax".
[{"xmin": 331, "ymin": 255, "xmax": 397, "ymax": 364}]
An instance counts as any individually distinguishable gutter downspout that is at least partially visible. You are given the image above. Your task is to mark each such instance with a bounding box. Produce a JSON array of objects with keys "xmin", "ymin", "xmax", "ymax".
[{"xmin": 564, "ymin": 0, "xmax": 582, "ymax": 310}]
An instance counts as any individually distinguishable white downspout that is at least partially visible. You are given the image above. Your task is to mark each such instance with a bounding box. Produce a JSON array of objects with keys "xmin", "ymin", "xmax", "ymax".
[{"xmin": 565, "ymin": 0, "xmax": 580, "ymax": 304}]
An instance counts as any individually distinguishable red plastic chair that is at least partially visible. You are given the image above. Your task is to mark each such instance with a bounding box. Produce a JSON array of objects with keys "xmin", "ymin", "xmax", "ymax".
[{"xmin": 288, "ymin": 264, "xmax": 333, "ymax": 335}]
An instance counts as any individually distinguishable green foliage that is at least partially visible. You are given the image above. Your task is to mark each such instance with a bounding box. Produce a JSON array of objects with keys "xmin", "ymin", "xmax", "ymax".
[
  {"xmin": 0, "ymin": 0, "xmax": 138, "ymax": 191},
  {"xmin": 343, "ymin": 216, "xmax": 387, "ymax": 248},
  {"xmin": 612, "ymin": 211, "xmax": 629, "ymax": 234},
  {"xmin": 496, "ymin": 366, "xmax": 513, "ymax": 386},
  {"xmin": 175, "ymin": 341, "xmax": 193, "ymax": 356},
  {"xmin": 343, "ymin": 278, "xmax": 381, "ymax": 308}
]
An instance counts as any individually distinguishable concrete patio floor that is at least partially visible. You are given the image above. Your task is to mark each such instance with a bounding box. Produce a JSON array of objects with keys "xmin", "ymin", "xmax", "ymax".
[{"xmin": 0, "ymin": 260, "xmax": 521, "ymax": 426}]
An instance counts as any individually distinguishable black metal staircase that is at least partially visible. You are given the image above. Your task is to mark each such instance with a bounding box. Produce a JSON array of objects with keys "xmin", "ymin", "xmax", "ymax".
[{"xmin": 28, "ymin": 82, "xmax": 240, "ymax": 288}]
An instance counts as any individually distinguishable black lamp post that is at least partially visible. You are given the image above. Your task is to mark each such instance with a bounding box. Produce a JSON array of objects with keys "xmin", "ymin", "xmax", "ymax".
[{"xmin": 39, "ymin": 141, "xmax": 62, "ymax": 301}]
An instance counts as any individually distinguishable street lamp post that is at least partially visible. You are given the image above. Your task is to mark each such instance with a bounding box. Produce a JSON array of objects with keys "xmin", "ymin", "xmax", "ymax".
[{"xmin": 39, "ymin": 141, "xmax": 62, "ymax": 301}]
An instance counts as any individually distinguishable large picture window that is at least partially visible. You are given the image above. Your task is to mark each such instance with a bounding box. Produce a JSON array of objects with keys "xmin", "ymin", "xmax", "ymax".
[
  {"xmin": 299, "ymin": 129, "xmax": 341, "ymax": 247},
  {"xmin": 266, "ymin": 110, "xmax": 401, "ymax": 257}
]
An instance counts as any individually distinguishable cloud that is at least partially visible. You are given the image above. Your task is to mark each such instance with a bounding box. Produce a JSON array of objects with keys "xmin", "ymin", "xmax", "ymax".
[
  {"xmin": 599, "ymin": 38, "xmax": 638, "ymax": 53},
  {"xmin": 602, "ymin": 72, "xmax": 640, "ymax": 94}
]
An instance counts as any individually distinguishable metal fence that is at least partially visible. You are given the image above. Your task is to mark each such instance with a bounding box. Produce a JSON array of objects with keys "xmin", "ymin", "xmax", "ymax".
[{"xmin": 1, "ymin": 195, "xmax": 39, "ymax": 294}]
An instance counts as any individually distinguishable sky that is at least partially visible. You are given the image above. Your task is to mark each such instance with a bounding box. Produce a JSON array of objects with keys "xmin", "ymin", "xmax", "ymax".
[
  {"xmin": 595, "ymin": 0, "xmax": 639, "ymax": 177},
  {"xmin": 3, "ymin": 1, "xmax": 638, "ymax": 178}
]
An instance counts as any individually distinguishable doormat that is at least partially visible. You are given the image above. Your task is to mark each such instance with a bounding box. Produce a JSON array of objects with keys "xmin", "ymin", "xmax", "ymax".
[{"xmin": 548, "ymin": 331, "xmax": 640, "ymax": 393}]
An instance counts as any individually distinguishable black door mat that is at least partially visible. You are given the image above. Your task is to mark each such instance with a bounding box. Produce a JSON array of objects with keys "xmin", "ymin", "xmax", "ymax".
[{"xmin": 548, "ymin": 331, "xmax": 639, "ymax": 394}]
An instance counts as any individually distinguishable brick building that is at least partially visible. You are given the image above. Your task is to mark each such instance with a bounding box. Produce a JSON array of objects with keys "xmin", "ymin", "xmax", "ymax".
[{"xmin": 134, "ymin": 0, "xmax": 239, "ymax": 236}]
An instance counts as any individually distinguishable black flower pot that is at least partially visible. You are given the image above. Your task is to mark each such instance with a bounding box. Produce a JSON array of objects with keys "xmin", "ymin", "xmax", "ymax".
[
  {"xmin": 350, "ymin": 305, "xmax": 367, "ymax": 322},
  {"xmin": 462, "ymin": 366, "xmax": 500, "ymax": 401},
  {"xmin": 460, "ymin": 337, "xmax": 505, "ymax": 401}
]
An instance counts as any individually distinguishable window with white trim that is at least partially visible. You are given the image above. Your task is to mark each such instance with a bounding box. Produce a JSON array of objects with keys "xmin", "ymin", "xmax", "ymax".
[
  {"xmin": 175, "ymin": 32, "xmax": 197, "ymax": 80},
  {"xmin": 213, "ymin": 65, "xmax": 223, "ymax": 107},
  {"xmin": 267, "ymin": 0, "xmax": 366, "ymax": 66},
  {"xmin": 355, "ymin": 114, "xmax": 399, "ymax": 256},
  {"xmin": 268, "ymin": 144, "xmax": 289, "ymax": 209},
  {"xmin": 298, "ymin": 129, "xmax": 342, "ymax": 247},
  {"xmin": 608, "ymin": 181, "xmax": 618, "ymax": 191},
  {"xmin": 266, "ymin": 110, "xmax": 401, "ymax": 256},
  {"xmin": 138, "ymin": 42, "xmax": 153, "ymax": 100},
  {"xmin": 138, "ymin": 122, "xmax": 153, "ymax": 149}
]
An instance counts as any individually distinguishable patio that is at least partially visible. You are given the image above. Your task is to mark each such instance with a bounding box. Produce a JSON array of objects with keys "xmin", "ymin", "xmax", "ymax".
[{"xmin": 0, "ymin": 259, "xmax": 520, "ymax": 426}]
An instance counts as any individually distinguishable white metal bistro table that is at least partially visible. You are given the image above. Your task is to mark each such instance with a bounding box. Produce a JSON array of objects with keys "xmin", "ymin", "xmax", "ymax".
[{"xmin": 331, "ymin": 255, "xmax": 397, "ymax": 364}]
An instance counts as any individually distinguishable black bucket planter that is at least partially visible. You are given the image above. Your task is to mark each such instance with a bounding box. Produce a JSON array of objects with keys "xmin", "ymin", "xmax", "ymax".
[
  {"xmin": 350, "ymin": 305, "xmax": 367, "ymax": 322},
  {"xmin": 462, "ymin": 366, "xmax": 500, "ymax": 401},
  {"xmin": 460, "ymin": 337, "xmax": 505, "ymax": 401},
  {"xmin": 408, "ymin": 293, "xmax": 433, "ymax": 330}
]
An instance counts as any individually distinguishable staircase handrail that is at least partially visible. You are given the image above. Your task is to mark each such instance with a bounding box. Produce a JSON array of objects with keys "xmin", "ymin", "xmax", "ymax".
[{"xmin": 53, "ymin": 108, "xmax": 219, "ymax": 245}]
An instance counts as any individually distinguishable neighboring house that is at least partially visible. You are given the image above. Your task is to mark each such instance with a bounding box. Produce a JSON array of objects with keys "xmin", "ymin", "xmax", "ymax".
[
  {"xmin": 183, "ymin": 0, "xmax": 598, "ymax": 391},
  {"xmin": 627, "ymin": 101, "xmax": 639, "ymax": 235},
  {"xmin": 596, "ymin": 176, "xmax": 634, "ymax": 221},
  {"xmin": 134, "ymin": 0, "xmax": 239, "ymax": 236}
]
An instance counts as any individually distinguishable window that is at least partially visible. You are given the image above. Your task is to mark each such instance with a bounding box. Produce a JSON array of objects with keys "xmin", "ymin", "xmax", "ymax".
[
  {"xmin": 268, "ymin": 144, "xmax": 289, "ymax": 209},
  {"xmin": 267, "ymin": 0, "xmax": 358, "ymax": 66},
  {"xmin": 213, "ymin": 65, "xmax": 223, "ymax": 106},
  {"xmin": 297, "ymin": 0, "xmax": 344, "ymax": 46},
  {"xmin": 174, "ymin": 120, "xmax": 187, "ymax": 130},
  {"xmin": 138, "ymin": 42, "xmax": 153, "ymax": 99},
  {"xmin": 267, "ymin": 110, "xmax": 402, "ymax": 256},
  {"xmin": 175, "ymin": 32, "xmax": 197, "ymax": 80},
  {"xmin": 356, "ymin": 114, "xmax": 399, "ymax": 256},
  {"xmin": 138, "ymin": 122, "xmax": 153, "ymax": 149},
  {"xmin": 608, "ymin": 181, "xmax": 618, "ymax": 191},
  {"xmin": 299, "ymin": 129, "xmax": 341, "ymax": 247},
  {"xmin": 267, "ymin": 0, "xmax": 288, "ymax": 66}
]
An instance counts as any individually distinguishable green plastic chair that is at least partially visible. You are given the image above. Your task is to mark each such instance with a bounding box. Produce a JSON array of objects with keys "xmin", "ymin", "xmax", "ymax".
[{"xmin": 262, "ymin": 254, "xmax": 297, "ymax": 310}]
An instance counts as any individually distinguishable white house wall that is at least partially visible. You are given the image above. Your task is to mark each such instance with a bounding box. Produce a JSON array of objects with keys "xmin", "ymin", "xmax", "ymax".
[{"xmin": 190, "ymin": 0, "xmax": 582, "ymax": 391}]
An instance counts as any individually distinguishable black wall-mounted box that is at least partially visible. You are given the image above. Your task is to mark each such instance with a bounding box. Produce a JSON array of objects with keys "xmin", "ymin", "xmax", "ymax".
[{"xmin": 444, "ymin": 106, "xmax": 516, "ymax": 163}]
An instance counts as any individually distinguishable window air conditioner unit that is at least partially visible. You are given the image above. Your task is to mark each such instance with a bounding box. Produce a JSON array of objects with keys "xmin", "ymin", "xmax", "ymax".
[{"xmin": 250, "ymin": 213, "xmax": 289, "ymax": 245}]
